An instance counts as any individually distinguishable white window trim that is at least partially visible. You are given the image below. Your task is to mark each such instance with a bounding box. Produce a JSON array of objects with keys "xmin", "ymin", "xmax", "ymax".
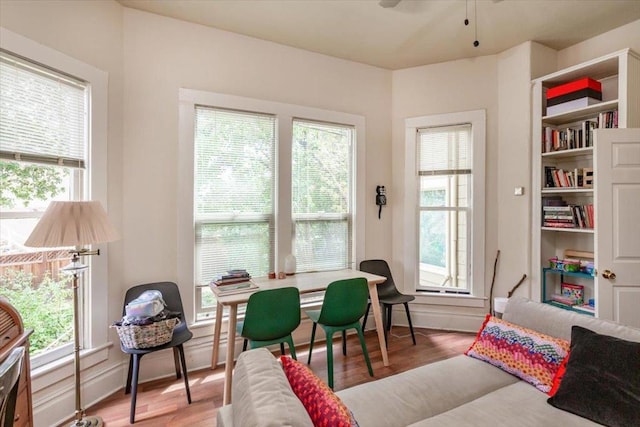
[
  {"xmin": 0, "ymin": 28, "xmax": 110, "ymax": 363},
  {"xmin": 403, "ymin": 110, "xmax": 486, "ymax": 305},
  {"xmin": 178, "ymin": 89, "xmax": 366, "ymax": 323}
]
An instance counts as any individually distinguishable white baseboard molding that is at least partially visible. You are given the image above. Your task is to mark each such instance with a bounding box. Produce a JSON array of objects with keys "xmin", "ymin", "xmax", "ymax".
[{"xmin": 32, "ymin": 308, "xmax": 485, "ymax": 426}]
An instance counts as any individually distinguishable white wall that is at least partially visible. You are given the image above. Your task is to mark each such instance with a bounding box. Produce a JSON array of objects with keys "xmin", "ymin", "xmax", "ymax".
[
  {"xmin": 557, "ymin": 19, "xmax": 640, "ymax": 69},
  {"xmin": 121, "ymin": 8, "xmax": 392, "ymax": 289},
  {"xmin": 391, "ymin": 55, "xmax": 499, "ymax": 329},
  {"xmin": 495, "ymin": 42, "xmax": 535, "ymax": 301}
]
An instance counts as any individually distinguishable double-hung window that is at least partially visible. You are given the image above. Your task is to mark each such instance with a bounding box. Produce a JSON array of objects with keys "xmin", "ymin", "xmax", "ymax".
[
  {"xmin": 417, "ymin": 125, "xmax": 471, "ymax": 291},
  {"xmin": 292, "ymin": 119, "xmax": 354, "ymax": 272},
  {"xmin": 404, "ymin": 110, "xmax": 485, "ymax": 298},
  {"xmin": 0, "ymin": 29, "xmax": 108, "ymax": 370},
  {"xmin": 179, "ymin": 90, "xmax": 364, "ymax": 321},
  {"xmin": 193, "ymin": 106, "xmax": 275, "ymax": 314},
  {"xmin": 0, "ymin": 50, "xmax": 84, "ymax": 366}
]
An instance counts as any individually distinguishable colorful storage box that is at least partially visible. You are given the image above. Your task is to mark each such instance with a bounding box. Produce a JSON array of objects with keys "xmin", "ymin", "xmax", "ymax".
[
  {"xmin": 562, "ymin": 282, "xmax": 584, "ymax": 305},
  {"xmin": 549, "ymin": 257, "xmax": 580, "ymax": 272},
  {"xmin": 546, "ymin": 77, "xmax": 602, "ymax": 115}
]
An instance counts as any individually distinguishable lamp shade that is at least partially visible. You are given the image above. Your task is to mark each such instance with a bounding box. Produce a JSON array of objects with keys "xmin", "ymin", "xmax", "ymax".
[{"xmin": 24, "ymin": 201, "xmax": 119, "ymax": 248}]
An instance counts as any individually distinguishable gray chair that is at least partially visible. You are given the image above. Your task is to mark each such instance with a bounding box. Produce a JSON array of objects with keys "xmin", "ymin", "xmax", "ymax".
[
  {"xmin": 121, "ymin": 282, "xmax": 192, "ymax": 424},
  {"xmin": 0, "ymin": 347, "xmax": 24, "ymax": 427},
  {"xmin": 360, "ymin": 259, "xmax": 416, "ymax": 346}
]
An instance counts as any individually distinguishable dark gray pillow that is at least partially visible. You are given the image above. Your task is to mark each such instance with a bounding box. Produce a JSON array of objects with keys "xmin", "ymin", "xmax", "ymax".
[{"xmin": 547, "ymin": 325, "xmax": 640, "ymax": 426}]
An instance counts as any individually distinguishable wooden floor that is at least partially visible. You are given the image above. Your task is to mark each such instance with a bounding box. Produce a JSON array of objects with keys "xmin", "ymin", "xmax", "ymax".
[{"xmin": 88, "ymin": 327, "xmax": 475, "ymax": 426}]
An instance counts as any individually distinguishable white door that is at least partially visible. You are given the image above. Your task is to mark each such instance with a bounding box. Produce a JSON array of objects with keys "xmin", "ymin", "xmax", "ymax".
[{"xmin": 595, "ymin": 128, "xmax": 640, "ymax": 328}]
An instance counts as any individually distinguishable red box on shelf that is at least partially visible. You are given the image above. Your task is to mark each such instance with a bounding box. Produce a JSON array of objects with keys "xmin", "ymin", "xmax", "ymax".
[{"xmin": 547, "ymin": 77, "xmax": 602, "ymax": 100}]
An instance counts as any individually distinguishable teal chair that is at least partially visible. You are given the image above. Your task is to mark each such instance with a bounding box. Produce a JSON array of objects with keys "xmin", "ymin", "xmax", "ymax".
[
  {"xmin": 237, "ymin": 287, "xmax": 301, "ymax": 359},
  {"xmin": 306, "ymin": 277, "xmax": 374, "ymax": 389}
]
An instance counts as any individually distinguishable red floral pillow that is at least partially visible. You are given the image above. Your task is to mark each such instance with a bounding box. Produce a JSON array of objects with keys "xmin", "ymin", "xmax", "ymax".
[{"xmin": 280, "ymin": 356, "xmax": 358, "ymax": 427}]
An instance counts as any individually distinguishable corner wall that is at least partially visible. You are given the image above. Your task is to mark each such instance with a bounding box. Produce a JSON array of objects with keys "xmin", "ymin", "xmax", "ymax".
[
  {"xmin": 0, "ymin": 1, "xmax": 125, "ymax": 426},
  {"xmin": 391, "ymin": 55, "xmax": 500, "ymax": 329}
]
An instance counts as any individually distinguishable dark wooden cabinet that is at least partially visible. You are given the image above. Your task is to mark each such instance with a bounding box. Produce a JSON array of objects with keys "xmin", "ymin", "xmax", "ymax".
[{"xmin": 1, "ymin": 297, "xmax": 33, "ymax": 427}]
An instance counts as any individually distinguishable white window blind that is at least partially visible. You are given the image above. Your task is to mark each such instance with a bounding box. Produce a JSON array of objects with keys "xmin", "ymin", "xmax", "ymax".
[
  {"xmin": 0, "ymin": 50, "xmax": 87, "ymax": 168},
  {"xmin": 292, "ymin": 119, "xmax": 353, "ymax": 272},
  {"xmin": 418, "ymin": 124, "xmax": 470, "ymax": 175},
  {"xmin": 194, "ymin": 106, "xmax": 275, "ymax": 284},
  {"xmin": 417, "ymin": 123, "xmax": 471, "ymax": 292}
]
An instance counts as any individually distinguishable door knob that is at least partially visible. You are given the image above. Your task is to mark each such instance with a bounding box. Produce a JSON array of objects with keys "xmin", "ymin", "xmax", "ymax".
[{"xmin": 601, "ymin": 269, "xmax": 616, "ymax": 280}]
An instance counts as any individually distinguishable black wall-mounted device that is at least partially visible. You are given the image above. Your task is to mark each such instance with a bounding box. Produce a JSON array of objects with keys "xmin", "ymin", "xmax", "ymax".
[{"xmin": 376, "ymin": 185, "xmax": 386, "ymax": 219}]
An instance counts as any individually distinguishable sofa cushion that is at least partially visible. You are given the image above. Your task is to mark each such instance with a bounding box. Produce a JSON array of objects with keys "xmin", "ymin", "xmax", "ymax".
[
  {"xmin": 465, "ymin": 314, "xmax": 569, "ymax": 393},
  {"xmin": 547, "ymin": 326, "xmax": 640, "ymax": 427},
  {"xmin": 336, "ymin": 354, "xmax": 518, "ymax": 427},
  {"xmin": 280, "ymin": 356, "xmax": 357, "ymax": 427},
  {"xmin": 408, "ymin": 381, "xmax": 602, "ymax": 427},
  {"xmin": 503, "ymin": 296, "xmax": 640, "ymax": 342},
  {"xmin": 230, "ymin": 348, "xmax": 313, "ymax": 427}
]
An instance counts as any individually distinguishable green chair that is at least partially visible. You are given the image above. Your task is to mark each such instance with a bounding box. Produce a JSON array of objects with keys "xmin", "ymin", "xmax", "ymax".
[
  {"xmin": 306, "ymin": 277, "xmax": 373, "ymax": 389},
  {"xmin": 237, "ymin": 287, "xmax": 301, "ymax": 359}
]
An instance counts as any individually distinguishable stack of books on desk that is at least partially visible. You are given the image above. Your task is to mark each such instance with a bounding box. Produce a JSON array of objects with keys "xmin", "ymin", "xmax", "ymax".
[{"xmin": 210, "ymin": 270, "xmax": 259, "ymax": 296}]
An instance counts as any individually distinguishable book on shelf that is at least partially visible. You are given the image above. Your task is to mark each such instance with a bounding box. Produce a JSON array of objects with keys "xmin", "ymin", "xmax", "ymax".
[
  {"xmin": 542, "ymin": 202, "xmax": 594, "ymax": 229},
  {"xmin": 583, "ymin": 168, "xmax": 593, "ymax": 188},
  {"xmin": 581, "ymin": 120, "xmax": 597, "ymax": 147},
  {"xmin": 543, "ymin": 166, "xmax": 591, "ymax": 189},
  {"xmin": 541, "ymin": 117, "xmax": 604, "ymax": 154},
  {"xmin": 598, "ymin": 110, "xmax": 618, "ymax": 129}
]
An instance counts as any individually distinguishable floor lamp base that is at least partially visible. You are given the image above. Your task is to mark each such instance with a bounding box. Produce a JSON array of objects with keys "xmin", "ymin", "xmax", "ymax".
[{"xmin": 69, "ymin": 415, "xmax": 104, "ymax": 427}]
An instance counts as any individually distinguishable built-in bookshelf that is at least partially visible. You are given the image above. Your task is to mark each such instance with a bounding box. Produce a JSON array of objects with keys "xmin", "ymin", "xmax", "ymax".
[{"xmin": 531, "ymin": 48, "xmax": 640, "ymax": 319}]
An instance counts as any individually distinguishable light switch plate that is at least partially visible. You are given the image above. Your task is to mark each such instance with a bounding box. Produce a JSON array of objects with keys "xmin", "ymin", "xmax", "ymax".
[{"xmin": 514, "ymin": 187, "xmax": 524, "ymax": 196}]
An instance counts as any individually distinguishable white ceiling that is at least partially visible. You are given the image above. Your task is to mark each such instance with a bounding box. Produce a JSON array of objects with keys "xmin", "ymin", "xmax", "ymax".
[{"xmin": 117, "ymin": 0, "xmax": 640, "ymax": 70}]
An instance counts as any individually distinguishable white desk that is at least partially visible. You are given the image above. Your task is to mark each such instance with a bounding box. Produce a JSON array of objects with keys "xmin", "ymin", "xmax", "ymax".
[{"xmin": 210, "ymin": 269, "xmax": 389, "ymax": 405}]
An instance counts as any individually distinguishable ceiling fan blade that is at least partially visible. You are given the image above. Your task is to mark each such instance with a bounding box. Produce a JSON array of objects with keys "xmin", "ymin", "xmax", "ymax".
[{"xmin": 379, "ymin": 0, "xmax": 402, "ymax": 8}]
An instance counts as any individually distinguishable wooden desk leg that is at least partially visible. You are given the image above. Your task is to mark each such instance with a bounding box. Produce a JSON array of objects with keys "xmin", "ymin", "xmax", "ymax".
[
  {"xmin": 223, "ymin": 304, "xmax": 238, "ymax": 405},
  {"xmin": 211, "ymin": 301, "xmax": 224, "ymax": 369},
  {"xmin": 368, "ymin": 283, "xmax": 389, "ymax": 366}
]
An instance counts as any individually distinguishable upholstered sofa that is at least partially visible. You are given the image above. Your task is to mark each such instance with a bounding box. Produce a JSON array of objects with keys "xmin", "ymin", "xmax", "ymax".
[{"xmin": 217, "ymin": 296, "xmax": 640, "ymax": 426}]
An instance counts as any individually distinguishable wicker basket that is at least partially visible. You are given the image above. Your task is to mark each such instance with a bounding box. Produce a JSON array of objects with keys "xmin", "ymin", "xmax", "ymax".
[{"xmin": 113, "ymin": 317, "xmax": 179, "ymax": 349}]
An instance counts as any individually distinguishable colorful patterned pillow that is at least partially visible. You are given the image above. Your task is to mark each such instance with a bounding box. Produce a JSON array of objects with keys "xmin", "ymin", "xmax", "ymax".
[
  {"xmin": 280, "ymin": 356, "xmax": 358, "ymax": 427},
  {"xmin": 465, "ymin": 314, "xmax": 570, "ymax": 393}
]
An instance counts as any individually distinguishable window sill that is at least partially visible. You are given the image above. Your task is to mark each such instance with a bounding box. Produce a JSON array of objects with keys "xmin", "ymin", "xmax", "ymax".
[{"xmin": 412, "ymin": 292, "xmax": 486, "ymax": 308}]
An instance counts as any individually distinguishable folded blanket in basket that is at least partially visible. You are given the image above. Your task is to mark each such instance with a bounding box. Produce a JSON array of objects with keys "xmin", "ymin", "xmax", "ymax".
[
  {"xmin": 125, "ymin": 290, "xmax": 166, "ymax": 318},
  {"xmin": 116, "ymin": 309, "xmax": 181, "ymax": 326}
]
